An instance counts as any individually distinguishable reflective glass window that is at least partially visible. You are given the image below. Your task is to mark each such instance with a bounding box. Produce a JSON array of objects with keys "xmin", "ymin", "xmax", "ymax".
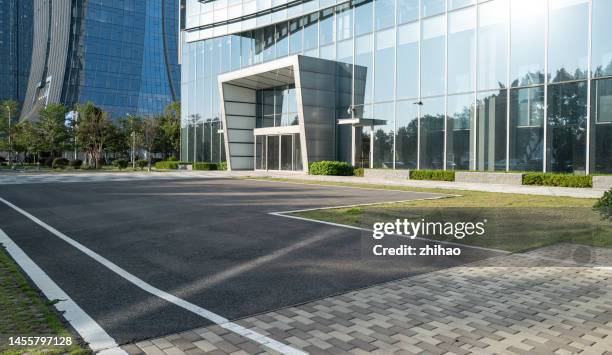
[
  {"xmin": 354, "ymin": 0, "xmax": 373, "ymax": 36},
  {"xmin": 337, "ymin": 39, "xmax": 353, "ymax": 64},
  {"xmin": 477, "ymin": 0, "xmax": 507, "ymax": 91},
  {"xmin": 448, "ymin": 7, "xmax": 475, "ymax": 94},
  {"xmin": 590, "ymin": 78, "xmax": 612, "ymax": 173},
  {"xmin": 355, "ymin": 34, "xmax": 374, "ymax": 104},
  {"xmin": 375, "ymin": 29, "xmax": 395, "ymax": 102},
  {"xmin": 395, "ymin": 100, "xmax": 419, "ymax": 169},
  {"xmin": 548, "ymin": 0, "xmax": 588, "ymax": 83},
  {"xmin": 397, "ymin": 0, "xmax": 419, "ymax": 25},
  {"xmin": 421, "ymin": 15, "xmax": 446, "ymax": 97},
  {"xmin": 373, "ymin": 102, "xmax": 395, "ymax": 168},
  {"xmin": 547, "ymin": 81, "xmax": 587, "ymax": 173},
  {"xmin": 592, "ymin": 0, "xmax": 612, "ymax": 78},
  {"xmin": 231, "ymin": 35, "xmax": 241, "ymax": 70},
  {"xmin": 419, "ymin": 96, "xmax": 445, "ymax": 169},
  {"xmin": 448, "ymin": 0, "xmax": 474, "ymax": 10},
  {"xmin": 422, "ymin": 0, "xmax": 445, "ymax": 17},
  {"xmin": 476, "ymin": 90, "xmax": 507, "ymax": 171},
  {"xmin": 241, "ymin": 31, "xmax": 254, "ymax": 67},
  {"xmin": 254, "ymin": 28, "xmax": 264, "ymax": 63},
  {"xmin": 447, "ymin": 94, "xmax": 474, "ymax": 170},
  {"xmin": 222, "ymin": 37, "xmax": 231, "ymax": 73},
  {"xmin": 303, "ymin": 13, "xmax": 318, "ymax": 51},
  {"xmin": 510, "ymin": 0, "xmax": 545, "ymax": 87},
  {"xmin": 397, "ymin": 22, "xmax": 419, "ymax": 99},
  {"xmin": 509, "ymin": 86, "xmax": 544, "ymax": 171},
  {"xmin": 263, "ymin": 26, "xmax": 275, "ymax": 62},
  {"xmin": 289, "ymin": 19, "xmax": 302, "ymax": 54},
  {"xmin": 320, "ymin": 8, "xmax": 335, "ymax": 46},
  {"xmin": 336, "ymin": 4, "xmax": 353, "ymax": 41},
  {"xmin": 276, "ymin": 23, "xmax": 289, "ymax": 58},
  {"xmin": 375, "ymin": 0, "xmax": 395, "ymax": 30}
]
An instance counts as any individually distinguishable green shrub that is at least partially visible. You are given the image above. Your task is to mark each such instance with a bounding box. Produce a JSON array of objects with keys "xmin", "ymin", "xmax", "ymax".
[
  {"xmin": 522, "ymin": 173, "xmax": 592, "ymax": 188},
  {"xmin": 193, "ymin": 162, "xmax": 218, "ymax": 170},
  {"xmin": 354, "ymin": 167, "xmax": 364, "ymax": 177},
  {"xmin": 69, "ymin": 159, "xmax": 83, "ymax": 169},
  {"xmin": 154, "ymin": 161, "xmax": 179, "ymax": 169},
  {"xmin": 52, "ymin": 158, "xmax": 69, "ymax": 169},
  {"xmin": 219, "ymin": 161, "xmax": 227, "ymax": 171},
  {"xmin": 113, "ymin": 159, "xmax": 129, "ymax": 170},
  {"xmin": 594, "ymin": 188, "xmax": 612, "ymax": 220},
  {"xmin": 409, "ymin": 169, "xmax": 455, "ymax": 181},
  {"xmin": 167, "ymin": 156, "xmax": 178, "ymax": 161},
  {"xmin": 137, "ymin": 160, "xmax": 148, "ymax": 169},
  {"xmin": 309, "ymin": 161, "xmax": 355, "ymax": 176}
]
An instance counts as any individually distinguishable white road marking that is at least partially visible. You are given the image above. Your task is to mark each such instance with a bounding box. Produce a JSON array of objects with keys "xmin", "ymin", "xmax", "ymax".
[
  {"xmin": 269, "ymin": 197, "xmax": 510, "ymax": 255},
  {"xmin": 0, "ymin": 197, "xmax": 306, "ymax": 355},
  {"xmin": 0, "ymin": 229, "xmax": 126, "ymax": 354}
]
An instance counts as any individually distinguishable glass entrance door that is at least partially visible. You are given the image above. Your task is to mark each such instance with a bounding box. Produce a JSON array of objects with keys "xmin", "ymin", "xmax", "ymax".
[
  {"xmin": 255, "ymin": 134, "xmax": 302, "ymax": 171},
  {"xmin": 267, "ymin": 135, "xmax": 280, "ymax": 170}
]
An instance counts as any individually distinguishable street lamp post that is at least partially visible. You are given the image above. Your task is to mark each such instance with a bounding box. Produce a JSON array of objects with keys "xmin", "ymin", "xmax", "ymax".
[
  {"xmin": 127, "ymin": 114, "xmax": 136, "ymax": 169},
  {"xmin": 6, "ymin": 104, "xmax": 12, "ymax": 168},
  {"xmin": 73, "ymin": 110, "xmax": 79, "ymax": 160},
  {"xmin": 190, "ymin": 114, "xmax": 200, "ymax": 164}
]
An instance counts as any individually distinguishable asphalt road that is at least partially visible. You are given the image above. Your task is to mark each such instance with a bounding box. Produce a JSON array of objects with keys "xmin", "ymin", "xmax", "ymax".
[{"xmin": 0, "ymin": 177, "xmax": 505, "ymax": 344}]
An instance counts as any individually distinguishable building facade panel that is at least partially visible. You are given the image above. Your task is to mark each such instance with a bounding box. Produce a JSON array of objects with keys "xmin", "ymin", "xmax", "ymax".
[
  {"xmin": 182, "ymin": 0, "xmax": 612, "ymax": 174},
  {"xmin": 0, "ymin": 0, "xmax": 33, "ymax": 104}
]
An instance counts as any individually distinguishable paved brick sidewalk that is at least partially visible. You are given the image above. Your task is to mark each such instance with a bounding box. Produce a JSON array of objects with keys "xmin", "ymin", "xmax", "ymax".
[{"xmin": 122, "ymin": 244, "xmax": 612, "ymax": 355}]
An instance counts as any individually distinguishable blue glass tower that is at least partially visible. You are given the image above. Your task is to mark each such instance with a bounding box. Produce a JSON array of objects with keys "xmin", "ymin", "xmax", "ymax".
[
  {"xmin": 0, "ymin": 0, "xmax": 33, "ymax": 104},
  {"xmin": 21, "ymin": 0, "xmax": 180, "ymax": 121}
]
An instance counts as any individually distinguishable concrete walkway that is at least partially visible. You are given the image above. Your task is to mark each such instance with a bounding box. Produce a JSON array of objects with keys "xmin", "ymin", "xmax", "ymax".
[
  {"xmin": 122, "ymin": 244, "xmax": 612, "ymax": 354},
  {"xmin": 0, "ymin": 169, "xmax": 605, "ymax": 198},
  {"xmin": 205, "ymin": 170, "xmax": 606, "ymax": 199}
]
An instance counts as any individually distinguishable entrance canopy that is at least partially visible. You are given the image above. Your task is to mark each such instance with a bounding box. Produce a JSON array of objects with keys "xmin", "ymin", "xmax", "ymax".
[{"xmin": 218, "ymin": 55, "xmax": 365, "ymax": 171}]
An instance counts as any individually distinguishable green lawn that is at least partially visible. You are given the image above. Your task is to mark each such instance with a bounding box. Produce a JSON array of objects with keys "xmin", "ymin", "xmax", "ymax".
[
  {"xmin": 0, "ymin": 248, "xmax": 88, "ymax": 355},
  {"xmin": 256, "ymin": 178, "xmax": 612, "ymax": 253}
]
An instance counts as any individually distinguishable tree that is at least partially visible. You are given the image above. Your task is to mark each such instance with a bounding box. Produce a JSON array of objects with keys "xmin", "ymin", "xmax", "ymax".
[
  {"xmin": 118, "ymin": 114, "xmax": 144, "ymax": 167},
  {"xmin": 141, "ymin": 117, "xmax": 160, "ymax": 171},
  {"xmin": 161, "ymin": 101, "xmax": 180, "ymax": 158},
  {"xmin": 37, "ymin": 103, "xmax": 69, "ymax": 157},
  {"xmin": 76, "ymin": 103, "xmax": 111, "ymax": 169},
  {"xmin": 12, "ymin": 121, "xmax": 43, "ymax": 163},
  {"xmin": 0, "ymin": 100, "xmax": 20, "ymax": 161}
]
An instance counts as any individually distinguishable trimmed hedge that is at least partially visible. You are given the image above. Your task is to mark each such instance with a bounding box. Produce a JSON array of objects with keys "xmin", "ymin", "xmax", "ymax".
[
  {"xmin": 137, "ymin": 160, "xmax": 148, "ymax": 169},
  {"xmin": 113, "ymin": 159, "xmax": 129, "ymax": 170},
  {"xmin": 155, "ymin": 161, "xmax": 179, "ymax": 169},
  {"xmin": 52, "ymin": 158, "xmax": 69, "ymax": 169},
  {"xmin": 69, "ymin": 159, "xmax": 83, "ymax": 169},
  {"xmin": 409, "ymin": 169, "xmax": 455, "ymax": 181},
  {"xmin": 193, "ymin": 162, "xmax": 218, "ymax": 170},
  {"xmin": 309, "ymin": 161, "xmax": 355, "ymax": 176},
  {"xmin": 219, "ymin": 161, "xmax": 227, "ymax": 171},
  {"xmin": 354, "ymin": 167, "xmax": 364, "ymax": 177},
  {"xmin": 522, "ymin": 173, "xmax": 592, "ymax": 188}
]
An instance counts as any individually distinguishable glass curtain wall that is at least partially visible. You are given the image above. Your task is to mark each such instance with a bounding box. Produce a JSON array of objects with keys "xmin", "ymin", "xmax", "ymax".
[{"xmin": 182, "ymin": 0, "xmax": 611, "ymax": 173}]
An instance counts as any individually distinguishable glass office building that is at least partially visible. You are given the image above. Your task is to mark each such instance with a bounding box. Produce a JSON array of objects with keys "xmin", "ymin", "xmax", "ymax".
[
  {"xmin": 21, "ymin": 0, "xmax": 180, "ymax": 121},
  {"xmin": 0, "ymin": 0, "xmax": 33, "ymax": 104},
  {"xmin": 181, "ymin": 0, "xmax": 612, "ymax": 174}
]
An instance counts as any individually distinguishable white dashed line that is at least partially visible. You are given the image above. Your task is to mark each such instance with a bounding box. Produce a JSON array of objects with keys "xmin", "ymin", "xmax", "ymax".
[{"xmin": 0, "ymin": 229, "xmax": 126, "ymax": 354}]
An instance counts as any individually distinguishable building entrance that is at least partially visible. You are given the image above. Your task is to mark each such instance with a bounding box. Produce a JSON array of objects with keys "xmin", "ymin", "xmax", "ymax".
[{"xmin": 255, "ymin": 134, "xmax": 303, "ymax": 171}]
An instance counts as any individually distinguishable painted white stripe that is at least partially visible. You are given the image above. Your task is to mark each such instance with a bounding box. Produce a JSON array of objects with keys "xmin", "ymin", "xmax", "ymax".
[
  {"xmin": 0, "ymin": 229, "xmax": 125, "ymax": 354},
  {"xmin": 269, "ymin": 196, "xmax": 510, "ymax": 255},
  {"xmin": 0, "ymin": 197, "xmax": 306, "ymax": 355}
]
